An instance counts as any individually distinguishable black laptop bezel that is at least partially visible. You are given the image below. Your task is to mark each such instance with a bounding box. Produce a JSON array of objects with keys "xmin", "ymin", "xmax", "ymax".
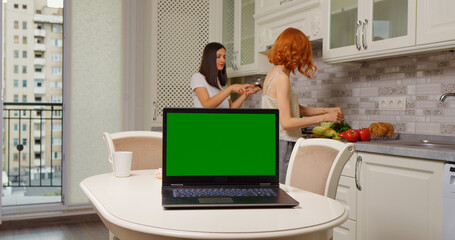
[{"xmin": 162, "ymin": 107, "xmax": 280, "ymax": 187}]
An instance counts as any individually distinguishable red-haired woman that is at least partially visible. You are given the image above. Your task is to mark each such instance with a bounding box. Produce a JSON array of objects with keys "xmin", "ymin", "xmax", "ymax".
[
  {"xmin": 262, "ymin": 28, "xmax": 344, "ymax": 183},
  {"xmin": 191, "ymin": 42, "xmax": 260, "ymax": 108}
]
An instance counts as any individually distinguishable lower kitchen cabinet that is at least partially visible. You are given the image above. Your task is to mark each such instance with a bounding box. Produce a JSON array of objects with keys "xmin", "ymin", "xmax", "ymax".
[{"xmin": 335, "ymin": 152, "xmax": 444, "ymax": 240}]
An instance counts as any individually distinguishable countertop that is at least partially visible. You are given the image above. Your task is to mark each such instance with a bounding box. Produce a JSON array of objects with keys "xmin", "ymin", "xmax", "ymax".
[{"xmin": 353, "ymin": 134, "xmax": 455, "ymax": 162}]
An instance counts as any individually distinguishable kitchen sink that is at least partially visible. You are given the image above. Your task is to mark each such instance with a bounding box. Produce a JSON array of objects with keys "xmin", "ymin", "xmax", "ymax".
[{"xmin": 396, "ymin": 140, "xmax": 455, "ymax": 149}]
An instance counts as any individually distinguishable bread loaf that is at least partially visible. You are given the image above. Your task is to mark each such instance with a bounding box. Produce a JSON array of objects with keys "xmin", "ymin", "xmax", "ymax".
[{"xmin": 369, "ymin": 122, "xmax": 394, "ymax": 138}]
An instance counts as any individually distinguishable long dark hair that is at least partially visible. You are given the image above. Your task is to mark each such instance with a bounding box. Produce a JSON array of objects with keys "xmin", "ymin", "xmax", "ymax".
[{"xmin": 199, "ymin": 42, "xmax": 227, "ymax": 90}]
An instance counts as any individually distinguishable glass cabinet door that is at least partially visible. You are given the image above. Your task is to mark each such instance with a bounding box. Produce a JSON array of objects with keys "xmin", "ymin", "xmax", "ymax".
[
  {"xmin": 329, "ymin": 0, "xmax": 359, "ymax": 50},
  {"xmin": 371, "ymin": 0, "xmax": 408, "ymax": 42},
  {"xmin": 239, "ymin": 0, "xmax": 255, "ymax": 66},
  {"xmin": 222, "ymin": 0, "xmax": 234, "ymax": 69}
]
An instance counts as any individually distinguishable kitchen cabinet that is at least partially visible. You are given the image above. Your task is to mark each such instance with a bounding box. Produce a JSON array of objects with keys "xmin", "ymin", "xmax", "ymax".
[
  {"xmin": 323, "ymin": 0, "xmax": 416, "ymax": 63},
  {"xmin": 335, "ymin": 152, "xmax": 444, "ymax": 240},
  {"xmin": 255, "ymin": 0, "xmax": 322, "ymax": 53},
  {"xmin": 222, "ymin": 0, "xmax": 271, "ymax": 78},
  {"xmin": 417, "ymin": 0, "xmax": 455, "ymax": 45},
  {"xmin": 149, "ymin": 0, "xmax": 222, "ymax": 127},
  {"xmin": 334, "ymin": 154, "xmax": 357, "ymax": 240}
]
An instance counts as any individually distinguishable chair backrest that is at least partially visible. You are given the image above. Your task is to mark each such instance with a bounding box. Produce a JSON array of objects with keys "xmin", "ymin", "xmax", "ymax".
[
  {"xmin": 103, "ymin": 131, "xmax": 162, "ymax": 170},
  {"xmin": 285, "ymin": 138, "xmax": 355, "ymax": 199}
]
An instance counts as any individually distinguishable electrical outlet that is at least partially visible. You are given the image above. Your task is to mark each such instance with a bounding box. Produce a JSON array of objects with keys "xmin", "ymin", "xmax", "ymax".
[{"xmin": 379, "ymin": 97, "xmax": 406, "ymax": 110}]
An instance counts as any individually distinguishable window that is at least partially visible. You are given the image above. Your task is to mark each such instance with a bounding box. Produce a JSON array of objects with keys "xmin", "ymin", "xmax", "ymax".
[
  {"xmin": 14, "ymin": 80, "xmax": 19, "ymax": 88},
  {"xmin": 14, "ymin": 65, "xmax": 19, "ymax": 73},
  {"xmin": 52, "ymin": 123, "xmax": 62, "ymax": 131},
  {"xmin": 22, "ymin": 95, "xmax": 27, "ymax": 102},
  {"xmin": 14, "ymin": 35, "xmax": 19, "ymax": 43},
  {"xmin": 22, "ymin": 21, "xmax": 27, "ymax": 29},
  {"xmin": 51, "ymin": 53, "xmax": 62, "ymax": 61},
  {"xmin": 35, "ymin": 80, "xmax": 43, "ymax": 87},
  {"xmin": 35, "ymin": 68, "xmax": 43, "ymax": 72},
  {"xmin": 23, "ymin": 124, "xmax": 27, "ymax": 131},
  {"xmin": 35, "ymin": 53, "xmax": 43, "ymax": 58},
  {"xmin": 13, "ymin": 139, "xmax": 19, "ymax": 146},
  {"xmin": 51, "ymin": 39, "xmax": 63, "ymax": 47},
  {"xmin": 14, "ymin": 50, "xmax": 19, "ymax": 58},
  {"xmin": 13, "ymin": 95, "xmax": 19, "ymax": 102},
  {"xmin": 53, "ymin": 111, "xmax": 63, "ymax": 117},
  {"xmin": 22, "ymin": 139, "xmax": 27, "ymax": 146},
  {"xmin": 14, "ymin": 124, "xmax": 19, "ymax": 131},
  {"xmin": 35, "ymin": 138, "xmax": 41, "ymax": 144},
  {"xmin": 52, "ymin": 138, "xmax": 62, "ymax": 145},
  {"xmin": 52, "ymin": 24, "xmax": 62, "ymax": 33},
  {"xmin": 36, "ymin": 10, "xmax": 41, "ymax": 14},
  {"xmin": 14, "ymin": 21, "xmax": 19, "ymax": 29},
  {"xmin": 51, "ymin": 95, "xmax": 62, "ymax": 103},
  {"xmin": 51, "ymin": 81, "xmax": 62, "ymax": 89},
  {"xmin": 51, "ymin": 67, "xmax": 62, "ymax": 75},
  {"xmin": 35, "ymin": 96, "xmax": 42, "ymax": 102},
  {"xmin": 53, "ymin": 151, "xmax": 62, "ymax": 160},
  {"xmin": 14, "ymin": 153, "xmax": 19, "ymax": 162},
  {"xmin": 22, "ymin": 65, "xmax": 27, "ymax": 73},
  {"xmin": 14, "ymin": 4, "xmax": 18, "ymax": 8},
  {"xmin": 22, "ymin": 51, "xmax": 27, "ymax": 58},
  {"xmin": 22, "ymin": 36, "xmax": 27, "ymax": 44},
  {"xmin": 22, "ymin": 80, "xmax": 27, "ymax": 87},
  {"xmin": 22, "ymin": 153, "xmax": 27, "ymax": 161},
  {"xmin": 22, "ymin": 4, "xmax": 27, "ymax": 9}
]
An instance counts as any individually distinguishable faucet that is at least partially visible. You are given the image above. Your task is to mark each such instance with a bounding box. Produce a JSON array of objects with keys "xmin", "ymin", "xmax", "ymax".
[{"xmin": 439, "ymin": 93, "xmax": 455, "ymax": 102}]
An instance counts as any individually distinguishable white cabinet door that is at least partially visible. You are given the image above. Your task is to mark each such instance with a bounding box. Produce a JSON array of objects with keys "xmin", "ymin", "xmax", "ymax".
[
  {"xmin": 334, "ymin": 219, "xmax": 357, "ymax": 240},
  {"xmin": 356, "ymin": 153, "xmax": 443, "ymax": 240},
  {"xmin": 417, "ymin": 0, "xmax": 455, "ymax": 45},
  {"xmin": 150, "ymin": 0, "xmax": 221, "ymax": 126},
  {"xmin": 323, "ymin": 0, "xmax": 416, "ymax": 62},
  {"xmin": 223, "ymin": 0, "xmax": 271, "ymax": 78}
]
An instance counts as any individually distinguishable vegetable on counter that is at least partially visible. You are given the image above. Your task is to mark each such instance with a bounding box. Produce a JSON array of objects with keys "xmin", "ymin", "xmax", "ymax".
[
  {"xmin": 312, "ymin": 126, "xmax": 337, "ymax": 138},
  {"xmin": 324, "ymin": 120, "xmax": 352, "ymax": 134},
  {"xmin": 359, "ymin": 128, "xmax": 371, "ymax": 141},
  {"xmin": 344, "ymin": 129, "xmax": 360, "ymax": 142}
]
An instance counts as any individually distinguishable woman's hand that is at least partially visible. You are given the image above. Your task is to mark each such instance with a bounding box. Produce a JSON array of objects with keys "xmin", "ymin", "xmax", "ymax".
[
  {"xmin": 324, "ymin": 107, "xmax": 344, "ymax": 123},
  {"xmin": 230, "ymin": 84, "xmax": 255, "ymax": 95},
  {"xmin": 244, "ymin": 86, "xmax": 261, "ymax": 97}
]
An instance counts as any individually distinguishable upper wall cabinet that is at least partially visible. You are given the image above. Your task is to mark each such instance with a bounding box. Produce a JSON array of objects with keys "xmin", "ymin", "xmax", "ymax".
[
  {"xmin": 417, "ymin": 0, "xmax": 455, "ymax": 45},
  {"xmin": 222, "ymin": 0, "xmax": 272, "ymax": 78},
  {"xmin": 323, "ymin": 0, "xmax": 416, "ymax": 63},
  {"xmin": 255, "ymin": 0, "xmax": 322, "ymax": 53},
  {"xmin": 323, "ymin": 0, "xmax": 455, "ymax": 64}
]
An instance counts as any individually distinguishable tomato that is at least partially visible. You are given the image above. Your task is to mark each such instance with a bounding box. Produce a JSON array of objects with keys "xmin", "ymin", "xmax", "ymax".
[
  {"xmin": 344, "ymin": 129, "xmax": 360, "ymax": 142},
  {"xmin": 359, "ymin": 128, "xmax": 371, "ymax": 141},
  {"xmin": 338, "ymin": 131, "xmax": 346, "ymax": 138}
]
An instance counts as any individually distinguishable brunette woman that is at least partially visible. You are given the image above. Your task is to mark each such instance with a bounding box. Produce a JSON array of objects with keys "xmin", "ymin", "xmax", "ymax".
[
  {"xmin": 191, "ymin": 42, "xmax": 260, "ymax": 108},
  {"xmin": 262, "ymin": 28, "xmax": 344, "ymax": 183}
]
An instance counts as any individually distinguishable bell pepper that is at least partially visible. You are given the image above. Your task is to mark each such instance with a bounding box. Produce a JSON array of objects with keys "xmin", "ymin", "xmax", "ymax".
[
  {"xmin": 344, "ymin": 129, "xmax": 360, "ymax": 142},
  {"xmin": 359, "ymin": 128, "xmax": 371, "ymax": 141}
]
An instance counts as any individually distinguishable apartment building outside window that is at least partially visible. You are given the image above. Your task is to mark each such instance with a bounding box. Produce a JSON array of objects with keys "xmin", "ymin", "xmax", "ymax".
[{"xmin": 2, "ymin": 0, "xmax": 65, "ymax": 209}]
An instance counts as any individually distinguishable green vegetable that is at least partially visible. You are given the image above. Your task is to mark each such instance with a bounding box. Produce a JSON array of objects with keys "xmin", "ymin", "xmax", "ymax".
[
  {"xmin": 329, "ymin": 120, "xmax": 352, "ymax": 133},
  {"xmin": 312, "ymin": 126, "xmax": 337, "ymax": 137},
  {"xmin": 321, "ymin": 122, "xmax": 333, "ymax": 128}
]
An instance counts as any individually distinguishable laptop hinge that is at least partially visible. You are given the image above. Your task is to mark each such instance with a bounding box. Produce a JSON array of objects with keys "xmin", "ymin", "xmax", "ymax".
[
  {"xmin": 171, "ymin": 184, "xmax": 184, "ymax": 187},
  {"xmin": 259, "ymin": 183, "xmax": 272, "ymax": 186}
]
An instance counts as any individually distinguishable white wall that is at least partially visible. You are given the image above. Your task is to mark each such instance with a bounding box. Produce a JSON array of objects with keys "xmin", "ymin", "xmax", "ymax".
[{"xmin": 68, "ymin": 0, "xmax": 124, "ymax": 205}]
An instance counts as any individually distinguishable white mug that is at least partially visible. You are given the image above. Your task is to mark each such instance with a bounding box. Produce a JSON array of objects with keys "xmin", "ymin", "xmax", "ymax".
[{"xmin": 108, "ymin": 151, "xmax": 133, "ymax": 177}]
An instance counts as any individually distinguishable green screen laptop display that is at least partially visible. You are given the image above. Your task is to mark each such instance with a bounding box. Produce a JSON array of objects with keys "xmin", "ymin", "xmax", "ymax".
[{"xmin": 165, "ymin": 110, "xmax": 276, "ymax": 176}]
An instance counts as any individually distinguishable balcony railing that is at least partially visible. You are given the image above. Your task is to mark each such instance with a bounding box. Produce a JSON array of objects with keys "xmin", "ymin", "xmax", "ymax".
[{"xmin": 2, "ymin": 102, "xmax": 63, "ymax": 206}]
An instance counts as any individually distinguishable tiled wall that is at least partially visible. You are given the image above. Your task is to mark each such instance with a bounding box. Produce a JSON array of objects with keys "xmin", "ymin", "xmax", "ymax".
[{"xmin": 243, "ymin": 49, "xmax": 455, "ymax": 136}]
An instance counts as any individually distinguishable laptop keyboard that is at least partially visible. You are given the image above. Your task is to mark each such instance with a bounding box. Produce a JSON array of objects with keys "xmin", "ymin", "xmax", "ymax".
[{"xmin": 172, "ymin": 187, "xmax": 278, "ymax": 198}]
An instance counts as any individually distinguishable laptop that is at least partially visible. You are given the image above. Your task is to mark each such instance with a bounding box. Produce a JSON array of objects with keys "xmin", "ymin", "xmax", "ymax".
[{"xmin": 161, "ymin": 107, "xmax": 299, "ymax": 209}]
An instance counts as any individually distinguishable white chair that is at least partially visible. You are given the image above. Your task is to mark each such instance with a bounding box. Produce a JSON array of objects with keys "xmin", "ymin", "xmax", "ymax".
[
  {"xmin": 285, "ymin": 138, "xmax": 355, "ymax": 199},
  {"xmin": 103, "ymin": 131, "xmax": 162, "ymax": 171}
]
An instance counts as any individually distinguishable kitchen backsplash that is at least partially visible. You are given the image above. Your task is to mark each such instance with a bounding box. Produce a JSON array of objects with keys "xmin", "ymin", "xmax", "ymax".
[{"xmin": 241, "ymin": 49, "xmax": 455, "ymax": 136}]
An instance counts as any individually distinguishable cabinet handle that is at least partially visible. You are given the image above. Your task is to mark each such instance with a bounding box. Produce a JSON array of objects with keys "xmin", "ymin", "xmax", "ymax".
[
  {"xmin": 280, "ymin": 0, "xmax": 293, "ymax": 5},
  {"xmin": 355, "ymin": 20, "xmax": 362, "ymax": 51},
  {"xmin": 152, "ymin": 101, "xmax": 157, "ymax": 121},
  {"xmin": 362, "ymin": 19, "xmax": 368, "ymax": 50},
  {"xmin": 232, "ymin": 50, "xmax": 238, "ymax": 71},
  {"xmin": 355, "ymin": 155, "xmax": 362, "ymax": 191}
]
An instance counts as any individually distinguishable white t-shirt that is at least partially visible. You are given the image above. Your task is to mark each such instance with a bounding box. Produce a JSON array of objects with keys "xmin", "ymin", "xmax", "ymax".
[{"xmin": 190, "ymin": 72, "xmax": 230, "ymax": 108}]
